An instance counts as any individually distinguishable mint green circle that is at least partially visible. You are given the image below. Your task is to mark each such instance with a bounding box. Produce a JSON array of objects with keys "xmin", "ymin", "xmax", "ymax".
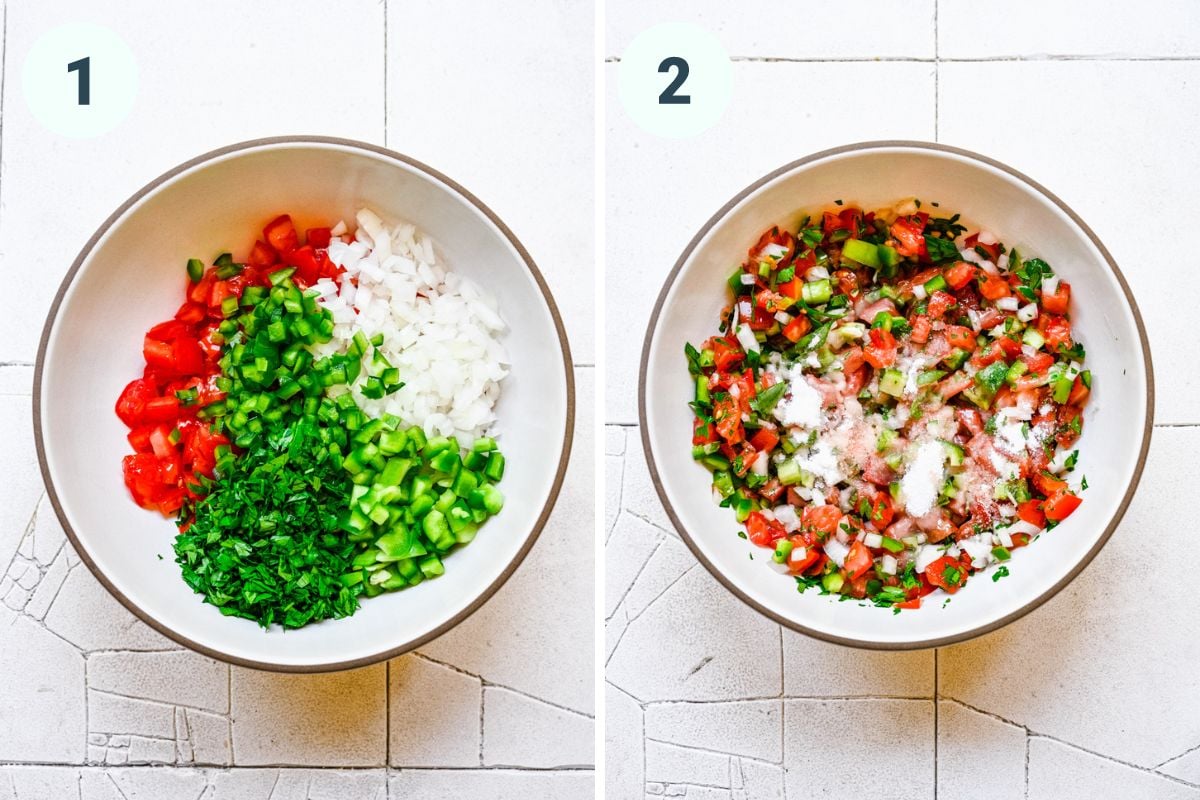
[
  {"xmin": 617, "ymin": 22, "xmax": 732, "ymax": 138},
  {"xmin": 22, "ymin": 22, "xmax": 137, "ymax": 139}
]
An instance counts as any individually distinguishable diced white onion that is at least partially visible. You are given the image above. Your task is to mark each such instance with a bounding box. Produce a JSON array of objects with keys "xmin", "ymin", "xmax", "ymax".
[
  {"xmin": 912, "ymin": 284, "xmax": 928, "ymax": 301},
  {"xmin": 1017, "ymin": 302, "xmax": 1039, "ymax": 322},
  {"xmin": 864, "ymin": 532, "xmax": 883, "ymax": 549},
  {"xmin": 995, "ymin": 296, "xmax": 1019, "ymax": 312},
  {"xmin": 735, "ymin": 323, "xmax": 760, "ymax": 353},
  {"xmin": 824, "ymin": 538, "xmax": 850, "ymax": 568},
  {"xmin": 775, "ymin": 311, "xmax": 792, "ymax": 325},
  {"xmin": 805, "ymin": 265, "xmax": 830, "ymax": 281},
  {"xmin": 740, "ymin": 273, "xmax": 757, "ymax": 286},
  {"xmin": 1043, "ymin": 275, "xmax": 1060, "ymax": 295},
  {"xmin": 880, "ymin": 554, "xmax": 898, "ymax": 575}
]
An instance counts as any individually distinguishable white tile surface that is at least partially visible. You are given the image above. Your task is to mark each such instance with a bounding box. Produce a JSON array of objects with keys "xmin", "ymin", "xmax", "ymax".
[
  {"xmin": 939, "ymin": 59, "xmax": 1200, "ymax": 424},
  {"xmin": 388, "ymin": 769, "xmax": 594, "ymax": 800},
  {"xmin": 607, "ymin": 0, "xmax": 936, "ymax": 58},
  {"xmin": 0, "ymin": 0, "xmax": 387, "ymax": 364},
  {"xmin": 385, "ymin": 0, "xmax": 595, "ymax": 363},
  {"xmin": 605, "ymin": 60, "xmax": 936, "ymax": 423},
  {"xmin": 482, "ymin": 687, "xmax": 594, "ymax": 768},
  {"xmin": 939, "ymin": 0, "xmax": 1200, "ymax": 58},
  {"xmin": 388, "ymin": 654, "xmax": 482, "ymax": 767},
  {"xmin": 937, "ymin": 701, "xmax": 1026, "ymax": 800},
  {"xmin": 1028, "ymin": 738, "xmax": 1200, "ymax": 800}
]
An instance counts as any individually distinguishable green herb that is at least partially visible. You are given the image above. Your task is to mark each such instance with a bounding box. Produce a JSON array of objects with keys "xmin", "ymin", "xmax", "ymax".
[
  {"xmin": 992, "ymin": 565, "xmax": 1010, "ymax": 582},
  {"xmin": 925, "ymin": 235, "xmax": 959, "ymax": 263}
]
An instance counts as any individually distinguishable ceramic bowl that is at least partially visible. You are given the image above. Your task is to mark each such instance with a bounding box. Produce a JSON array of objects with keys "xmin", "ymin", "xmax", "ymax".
[
  {"xmin": 640, "ymin": 141, "xmax": 1152, "ymax": 649},
  {"xmin": 35, "ymin": 137, "xmax": 573, "ymax": 671}
]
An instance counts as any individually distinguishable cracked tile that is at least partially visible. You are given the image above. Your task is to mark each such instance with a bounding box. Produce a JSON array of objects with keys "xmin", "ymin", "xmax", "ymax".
[
  {"xmin": 387, "ymin": 768, "xmax": 594, "ymax": 799},
  {"xmin": 0, "ymin": 615, "xmax": 85, "ymax": 761},
  {"xmin": 1163, "ymin": 748, "xmax": 1200, "ymax": 785},
  {"xmin": 937, "ymin": 701, "xmax": 1026, "ymax": 799},
  {"xmin": 731, "ymin": 758, "xmax": 783, "ymax": 800},
  {"xmin": 605, "ymin": 426, "xmax": 626, "ymax": 457},
  {"xmin": 605, "ymin": 454, "xmax": 624, "ymax": 539},
  {"xmin": 230, "ymin": 664, "xmax": 386, "ymax": 767},
  {"xmin": 606, "ymin": 513, "xmax": 664, "ymax": 618},
  {"xmin": 619, "ymin": 433, "xmax": 676, "ymax": 535},
  {"xmin": 388, "ymin": 654, "xmax": 481, "ymax": 767},
  {"xmin": 419, "ymin": 369, "xmax": 595, "ymax": 715},
  {"xmin": 0, "ymin": 397, "xmax": 43, "ymax": 580},
  {"xmin": 43, "ymin": 567, "xmax": 175, "ymax": 651},
  {"xmin": 1028, "ymin": 738, "xmax": 1200, "ymax": 799},
  {"xmin": 88, "ymin": 650, "xmax": 227, "ymax": 713},
  {"xmin": 645, "ymin": 740, "xmax": 730, "ymax": 788},
  {"xmin": 31, "ymin": 495, "xmax": 67, "ymax": 566},
  {"xmin": 940, "ymin": 429, "xmax": 1200, "ymax": 767},
  {"xmin": 24, "ymin": 548, "xmax": 70, "ymax": 620},
  {"xmin": 645, "ymin": 700, "xmax": 781, "ymax": 763},
  {"xmin": 0, "ymin": 365, "xmax": 33, "ymax": 395},
  {"xmin": 620, "ymin": 537, "xmax": 695, "ymax": 622},
  {"xmin": 782, "ymin": 700, "xmax": 934, "ymax": 798},
  {"xmin": 482, "ymin": 687, "xmax": 593, "ymax": 768},
  {"xmin": 606, "ymin": 684, "xmax": 644, "ymax": 800},
  {"xmin": 89, "ymin": 691, "xmax": 176, "ymax": 740},
  {"xmin": 781, "ymin": 631, "xmax": 932, "ymax": 697},
  {"xmin": 607, "ymin": 568, "xmax": 780, "ymax": 702}
]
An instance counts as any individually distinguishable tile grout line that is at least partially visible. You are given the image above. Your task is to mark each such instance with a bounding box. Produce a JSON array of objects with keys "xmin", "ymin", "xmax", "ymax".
[
  {"xmin": 605, "ymin": 54, "xmax": 1200, "ymax": 64},
  {"xmin": 385, "ymin": 660, "xmax": 391, "ymax": 769},
  {"xmin": 933, "ymin": 0, "xmax": 940, "ymax": 143},
  {"xmin": 932, "ymin": 649, "xmax": 939, "ymax": 797}
]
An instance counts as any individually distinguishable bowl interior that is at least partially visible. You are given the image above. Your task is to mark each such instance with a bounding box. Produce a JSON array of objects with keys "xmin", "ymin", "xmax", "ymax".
[
  {"xmin": 643, "ymin": 145, "xmax": 1149, "ymax": 648},
  {"xmin": 38, "ymin": 141, "xmax": 571, "ymax": 669}
]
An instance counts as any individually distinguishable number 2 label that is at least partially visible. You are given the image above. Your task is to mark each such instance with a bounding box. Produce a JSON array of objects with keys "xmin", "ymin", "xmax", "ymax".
[{"xmin": 657, "ymin": 56, "xmax": 690, "ymax": 105}]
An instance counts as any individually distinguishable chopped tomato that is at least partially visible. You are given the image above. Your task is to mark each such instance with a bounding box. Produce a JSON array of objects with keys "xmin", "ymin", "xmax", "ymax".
[
  {"xmin": 909, "ymin": 315, "xmax": 932, "ymax": 344},
  {"xmin": 863, "ymin": 327, "xmax": 897, "ymax": 369},
  {"xmin": 692, "ymin": 417, "xmax": 717, "ymax": 445},
  {"xmin": 115, "ymin": 379, "xmax": 156, "ymax": 426},
  {"xmin": 977, "ymin": 271, "xmax": 1011, "ymax": 300},
  {"xmin": 782, "ymin": 315, "xmax": 811, "ymax": 343},
  {"xmin": 755, "ymin": 291, "xmax": 791, "ymax": 314},
  {"xmin": 749, "ymin": 427, "xmax": 779, "ymax": 453},
  {"xmin": 925, "ymin": 555, "xmax": 967, "ymax": 594},
  {"xmin": 1017, "ymin": 500, "xmax": 1046, "ymax": 527},
  {"xmin": 1067, "ymin": 375, "xmax": 1090, "ymax": 406},
  {"xmin": 944, "ymin": 261, "xmax": 978, "ymax": 290},
  {"xmin": 890, "ymin": 216, "xmax": 927, "ymax": 258},
  {"xmin": 305, "ymin": 227, "xmax": 332, "ymax": 249},
  {"xmin": 1044, "ymin": 491, "xmax": 1082, "ymax": 522},
  {"xmin": 896, "ymin": 597, "xmax": 922, "ymax": 610},
  {"xmin": 844, "ymin": 540, "xmax": 873, "ymax": 580},
  {"xmin": 865, "ymin": 491, "xmax": 895, "ymax": 528},
  {"xmin": 926, "ymin": 290, "xmax": 957, "ymax": 320},
  {"xmin": 712, "ymin": 395, "xmax": 744, "ymax": 445},
  {"xmin": 823, "ymin": 207, "xmax": 862, "ymax": 235},
  {"xmin": 746, "ymin": 511, "xmax": 785, "ymax": 547},
  {"xmin": 777, "ymin": 278, "xmax": 802, "ymax": 301},
  {"xmin": 1038, "ymin": 314, "xmax": 1073, "ymax": 353},
  {"xmin": 1031, "ymin": 470, "xmax": 1068, "ymax": 497},
  {"xmin": 1041, "ymin": 280, "xmax": 1071, "ymax": 314},
  {"xmin": 263, "ymin": 214, "xmax": 298, "ymax": 253},
  {"xmin": 944, "ymin": 325, "xmax": 977, "ymax": 351},
  {"xmin": 801, "ymin": 505, "xmax": 842, "ymax": 540},
  {"xmin": 709, "ymin": 336, "xmax": 744, "ymax": 372}
]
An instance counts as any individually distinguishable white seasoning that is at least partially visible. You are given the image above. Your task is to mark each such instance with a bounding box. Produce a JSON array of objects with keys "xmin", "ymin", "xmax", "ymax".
[{"xmin": 899, "ymin": 440, "xmax": 947, "ymax": 516}]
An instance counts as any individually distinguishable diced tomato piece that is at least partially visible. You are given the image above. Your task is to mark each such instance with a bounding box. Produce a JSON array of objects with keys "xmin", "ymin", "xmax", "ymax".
[
  {"xmin": 143, "ymin": 338, "xmax": 176, "ymax": 372},
  {"xmin": 148, "ymin": 425, "xmax": 174, "ymax": 460},
  {"xmin": 122, "ymin": 453, "xmax": 163, "ymax": 509},
  {"xmin": 693, "ymin": 416, "xmax": 717, "ymax": 445},
  {"xmin": 945, "ymin": 325, "xmax": 977, "ymax": 351},
  {"xmin": 777, "ymin": 278, "xmax": 801, "ymax": 301},
  {"xmin": 1041, "ymin": 280, "xmax": 1071, "ymax": 314},
  {"xmin": 248, "ymin": 240, "xmax": 277, "ymax": 268},
  {"xmin": 865, "ymin": 491, "xmax": 895, "ymax": 528},
  {"xmin": 956, "ymin": 407, "xmax": 984, "ymax": 436},
  {"xmin": 844, "ymin": 540, "xmax": 873, "ymax": 580},
  {"xmin": 926, "ymin": 290, "xmax": 957, "ymax": 320},
  {"xmin": 944, "ymin": 261, "xmax": 978, "ymax": 291},
  {"xmin": 842, "ymin": 346, "xmax": 865, "ymax": 374},
  {"xmin": 896, "ymin": 597, "xmax": 922, "ymax": 610},
  {"xmin": 909, "ymin": 315, "xmax": 932, "ymax": 344},
  {"xmin": 925, "ymin": 555, "xmax": 967, "ymax": 594},
  {"xmin": 750, "ymin": 427, "xmax": 779, "ymax": 453},
  {"xmin": 174, "ymin": 302, "xmax": 206, "ymax": 324},
  {"xmin": 1017, "ymin": 499, "xmax": 1046, "ymax": 527},
  {"xmin": 305, "ymin": 227, "xmax": 332, "ymax": 249},
  {"xmin": 712, "ymin": 395, "xmax": 744, "ymax": 445},
  {"xmin": 142, "ymin": 396, "xmax": 181, "ymax": 424},
  {"xmin": 1032, "ymin": 470, "xmax": 1068, "ymax": 498},
  {"xmin": 939, "ymin": 373, "xmax": 973, "ymax": 399},
  {"xmin": 863, "ymin": 327, "xmax": 897, "ymax": 369},
  {"xmin": 1056, "ymin": 404, "xmax": 1083, "ymax": 447},
  {"xmin": 189, "ymin": 270, "xmax": 216, "ymax": 303},
  {"xmin": 782, "ymin": 315, "xmax": 811, "ymax": 343},
  {"xmin": 1067, "ymin": 375, "xmax": 1090, "ymax": 406},
  {"xmin": 801, "ymin": 504, "xmax": 842, "ymax": 539},
  {"xmin": 759, "ymin": 478, "xmax": 785, "ymax": 504},
  {"xmin": 833, "ymin": 269, "xmax": 860, "ymax": 300},
  {"xmin": 126, "ymin": 426, "xmax": 154, "ymax": 453},
  {"xmin": 171, "ymin": 337, "xmax": 205, "ymax": 376},
  {"xmin": 970, "ymin": 340, "xmax": 1008, "ymax": 369},
  {"xmin": 115, "ymin": 379, "xmax": 156, "ymax": 426},
  {"xmin": 1044, "ymin": 491, "xmax": 1082, "ymax": 522},
  {"xmin": 263, "ymin": 214, "xmax": 298, "ymax": 253},
  {"xmin": 745, "ymin": 511, "xmax": 785, "ymax": 547},
  {"xmin": 890, "ymin": 216, "xmax": 927, "ymax": 258},
  {"xmin": 283, "ymin": 244, "xmax": 320, "ymax": 286},
  {"xmin": 1038, "ymin": 314, "xmax": 1073, "ymax": 353},
  {"xmin": 709, "ymin": 336, "xmax": 744, "ymax": 372},
  {"xmin": 977, "ymin": 271, "xmax": 1011, "ymax": 300},
  {"xmin": 823, "ymin": 207, "xmax": 862, "ymax": 235},
  {"xmin": 787, "ymin": 541, "xmax": 820, "ymax": 574},
  {"xmin": 1020, "ymin": 351, "xmax": 1055, "ymax": 375}
]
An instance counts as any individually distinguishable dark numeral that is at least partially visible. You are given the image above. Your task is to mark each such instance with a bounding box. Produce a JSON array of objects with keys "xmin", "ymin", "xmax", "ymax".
[
  {"xmin": 657, "ymin": 56, "xmax": 690, "ymax": 105},
  {"xmin": 67, "ymin": 56, "xmax": 90, "ymax": 105}
]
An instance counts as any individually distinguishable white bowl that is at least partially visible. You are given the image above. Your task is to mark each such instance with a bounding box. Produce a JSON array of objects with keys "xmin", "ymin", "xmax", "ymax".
[
  {"xmin": 640, "ymin": 141, "xmax": 1152, "ymax": 650},
  {"xmin": 35, "ymin": 137, "xmax": 574, "ymax": 671}
]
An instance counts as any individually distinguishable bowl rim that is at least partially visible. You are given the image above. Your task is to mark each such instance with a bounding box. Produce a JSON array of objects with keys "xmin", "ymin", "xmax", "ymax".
[
  {"xmin": 33, "ymin": 135, "xmax": 576, "ymax": 672},
  {"xmin": 638, "ymin": 139, "xmax": 1154, "ymax": 651}
]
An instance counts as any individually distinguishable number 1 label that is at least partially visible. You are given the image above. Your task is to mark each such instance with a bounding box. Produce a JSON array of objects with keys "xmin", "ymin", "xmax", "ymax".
[{"xmin": 67, "ymin": 56, "xmax": 90, "ymax": 105}]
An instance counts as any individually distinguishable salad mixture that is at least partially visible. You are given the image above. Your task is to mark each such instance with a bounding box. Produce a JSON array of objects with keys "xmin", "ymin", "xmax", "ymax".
[
  {"xmin": 686, "ymin": 200, "xmax": 1090, "ymax": 610},
  {"xmin": 116, "ymin": 210, "xmax": 509, "ymax": 628}
]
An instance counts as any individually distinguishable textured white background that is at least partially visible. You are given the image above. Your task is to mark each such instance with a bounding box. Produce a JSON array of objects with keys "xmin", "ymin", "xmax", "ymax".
[
  {"xmin": 605, "ymin": 2, "xmax": 1200, "ymax": 798},
  {"xmin": 0, "ymin": 1, "xmax": 595, "ymax": 798}
]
